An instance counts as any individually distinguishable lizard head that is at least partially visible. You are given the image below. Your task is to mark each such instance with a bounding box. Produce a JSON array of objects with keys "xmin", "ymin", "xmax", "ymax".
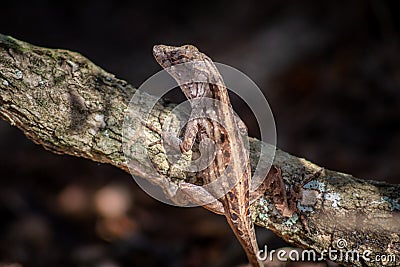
[
  {"xmin": 153, "ymin": 44, "xmax": 203, "ymax": 68},
  {"xmin": 152, "ymin": 44, "xmax": 223, "ymax": 99}
]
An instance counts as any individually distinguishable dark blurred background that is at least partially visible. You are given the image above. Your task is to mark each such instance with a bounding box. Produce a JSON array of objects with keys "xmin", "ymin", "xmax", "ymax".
[{"xmin": 0, "ymin": 0, "xmax": 399, "ymax": 266}]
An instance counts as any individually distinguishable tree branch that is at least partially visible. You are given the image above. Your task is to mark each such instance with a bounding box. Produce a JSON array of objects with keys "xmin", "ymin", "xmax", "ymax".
[{"xmin": 0, "ymin": 34, "xmax": 399, "ymax": 266}]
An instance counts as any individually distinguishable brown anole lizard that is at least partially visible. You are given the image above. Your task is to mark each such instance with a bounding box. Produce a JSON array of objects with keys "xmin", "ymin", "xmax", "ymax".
[{"xmin": 152, "ymin": 44, "xmax": 264, "ymax": 266}]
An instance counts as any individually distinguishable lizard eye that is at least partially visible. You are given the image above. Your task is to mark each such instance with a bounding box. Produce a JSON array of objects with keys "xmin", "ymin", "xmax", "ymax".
[{"xmin": 223, "ymin": 150, "xmax": 230, "ymax": 158}]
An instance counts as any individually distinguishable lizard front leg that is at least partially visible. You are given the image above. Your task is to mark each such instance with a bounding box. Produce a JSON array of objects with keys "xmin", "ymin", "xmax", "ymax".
[{"xmin": 143, "ymin": 118, "xmax": 226, "ymax": 213}]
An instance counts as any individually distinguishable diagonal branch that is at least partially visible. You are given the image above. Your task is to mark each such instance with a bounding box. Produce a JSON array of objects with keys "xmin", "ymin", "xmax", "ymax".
[{"xmin": 0, "ymin": 34, "xmax": 399, "ymax": 267}]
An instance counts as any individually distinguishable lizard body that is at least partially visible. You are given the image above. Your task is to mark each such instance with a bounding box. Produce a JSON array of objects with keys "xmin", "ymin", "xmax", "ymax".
[{"xmin": 153, "ymin": 44, "xmax": 263, "ymax": 267}]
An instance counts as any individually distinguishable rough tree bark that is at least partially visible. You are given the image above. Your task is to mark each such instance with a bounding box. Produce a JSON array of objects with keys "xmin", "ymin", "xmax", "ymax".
[{"xmin": 0, "ymin": 34, "xmax": 399, "ymax": 266}]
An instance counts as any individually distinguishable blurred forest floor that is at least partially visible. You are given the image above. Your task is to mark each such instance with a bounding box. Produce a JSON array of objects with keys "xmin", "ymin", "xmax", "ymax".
[{"xmin": 0, "ymin": 1, "xmax": 399, "ymax": 266}]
